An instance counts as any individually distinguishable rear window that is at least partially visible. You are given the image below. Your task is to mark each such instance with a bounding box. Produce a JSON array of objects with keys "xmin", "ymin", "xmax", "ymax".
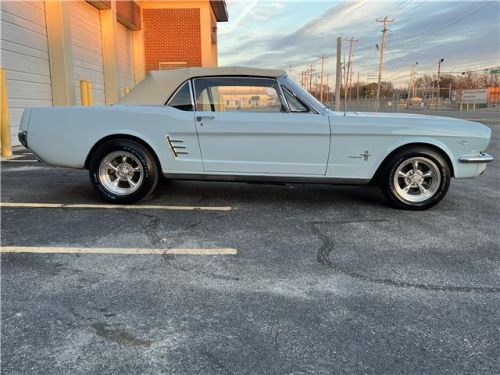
[{"xmin": 166, "ymin": 82, "xmax": 193, "ymax": 111}]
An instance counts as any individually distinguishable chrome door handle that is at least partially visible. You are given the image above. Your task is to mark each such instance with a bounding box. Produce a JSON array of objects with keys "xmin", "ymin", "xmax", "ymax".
[{"xmin": 196, "ymin": 115, "xmax": 215, "ymax": 122}]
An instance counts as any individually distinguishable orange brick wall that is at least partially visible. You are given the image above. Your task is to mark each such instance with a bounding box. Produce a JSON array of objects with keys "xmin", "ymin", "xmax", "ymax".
[{"xmin": 143, "ymin": 8, "xmax": 201, "ymax": 72}]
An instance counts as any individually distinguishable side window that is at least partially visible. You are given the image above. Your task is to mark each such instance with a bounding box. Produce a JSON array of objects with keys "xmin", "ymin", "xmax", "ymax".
[
  {"xmin": 193, "ymin": 77, "xmax": 286, "ymax": 113},
  {"xmin": 282, "ymin": 87, "xmax": 309, "ymax": 112},
  {"xmin": 166, "ymin": 81, "xmax": 193, "ymax": 111}
]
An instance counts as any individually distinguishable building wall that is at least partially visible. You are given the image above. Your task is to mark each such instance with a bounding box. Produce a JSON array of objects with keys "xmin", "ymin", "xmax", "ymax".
[
  {"xmin": 143, "ymin": 8, "xmax": 201, "ymax": 71},
  {"xmin": 1, "ymin": 0, "xmax": 225, "ymax": 148},
  {"xmin": 0, "ymin": 0, "xmax": 53, "ymax": 146},
  {"xmin": 140, "ymin": 0, "xmax": 220, "ymax": 70}
]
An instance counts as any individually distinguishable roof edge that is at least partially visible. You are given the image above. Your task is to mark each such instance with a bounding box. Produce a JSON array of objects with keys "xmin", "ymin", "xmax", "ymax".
[{"xmin": 210, "ymin": 0, "xmax": 228, "ymax": 22}]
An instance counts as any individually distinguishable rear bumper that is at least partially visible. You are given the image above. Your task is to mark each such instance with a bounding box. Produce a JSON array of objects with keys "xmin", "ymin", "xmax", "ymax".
[
  {"xmin": 18, "ymin": 130, "xmax": 28, "ymax": 148},
  {"xmin": 459, "ymin": 152, "xmax": 494, "ymax": 163}
]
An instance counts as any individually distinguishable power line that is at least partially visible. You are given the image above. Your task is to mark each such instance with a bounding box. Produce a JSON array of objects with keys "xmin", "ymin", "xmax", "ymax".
[
  {"xmin": 385, "ymin": 66, "xmax": 412, "ymax": 80},
  {"xmin": 391, "ymin": 0, "xmax": 429, "ymax": 19},
  {"xmin": 385, "ymin": 0, "xmax": 414, "ymax": 17},
  {"xmin": 389, "ymin": 1, "xmax": 492, "ymax": 49}
]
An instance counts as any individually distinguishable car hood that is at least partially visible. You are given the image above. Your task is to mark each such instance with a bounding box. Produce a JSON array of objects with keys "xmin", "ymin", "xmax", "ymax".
[{"xmin": 328, "ymin": 111, "xmax": 491, "ymax": 139}]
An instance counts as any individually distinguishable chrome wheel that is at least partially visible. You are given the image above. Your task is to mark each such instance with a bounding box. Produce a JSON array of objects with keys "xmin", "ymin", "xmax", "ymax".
[
  {"xmin": 393, "ymin": 156, "xmax": 441, "ymax": 203},
  {"xmin": 98, "ymin": 151, "xmax": 144, "ymax": 195}
]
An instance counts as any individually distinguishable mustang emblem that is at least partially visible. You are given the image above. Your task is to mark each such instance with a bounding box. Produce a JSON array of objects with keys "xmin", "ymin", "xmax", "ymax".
[
  {"xmin": 349, "ymin": 150, "xmax": 371, "ymax": 161},
  {"xmin": 361, "ymin": 150, "xmax": 371, "ymax": 161}
]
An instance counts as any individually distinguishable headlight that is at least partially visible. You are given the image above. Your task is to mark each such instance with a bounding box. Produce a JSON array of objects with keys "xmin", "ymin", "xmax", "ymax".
[{"xmin": 18, "ymin": 131, "xmax": 28, "ymax": 148}]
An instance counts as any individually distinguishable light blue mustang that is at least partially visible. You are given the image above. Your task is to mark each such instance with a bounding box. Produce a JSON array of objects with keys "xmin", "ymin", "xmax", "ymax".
[{"xmin": 18, "ymin": 67, "xmax": 493, "ymax": 210}]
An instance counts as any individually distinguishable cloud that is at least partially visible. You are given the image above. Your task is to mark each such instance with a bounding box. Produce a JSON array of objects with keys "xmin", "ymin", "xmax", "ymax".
[{"xmin": 218, "ymin": 0, "xmax": 500, "ymax": 85}]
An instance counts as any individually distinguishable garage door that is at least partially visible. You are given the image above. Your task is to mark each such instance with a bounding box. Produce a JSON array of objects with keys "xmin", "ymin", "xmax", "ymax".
[
  {"xmin": 116, "ymin": 22, "xmax": 135, "ymax": 97},
  {"xmin": 70, "ymin": 1, "xmax": 105, "ymax": 105},
  {"xmin": 0, "ymin": 0, "xmax": 52, "ymax": 146}
]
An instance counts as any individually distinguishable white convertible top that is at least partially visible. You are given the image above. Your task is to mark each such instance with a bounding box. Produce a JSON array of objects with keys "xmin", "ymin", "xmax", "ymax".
[{"xmin": 118, "ymin": 66, "xmax": 287, "ymax": 105}]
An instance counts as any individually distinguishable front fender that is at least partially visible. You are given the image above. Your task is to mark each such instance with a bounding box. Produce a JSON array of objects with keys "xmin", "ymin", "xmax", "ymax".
[{"xmin": 369, "ymin": 136, "xmax": 457, "ymax": 178}]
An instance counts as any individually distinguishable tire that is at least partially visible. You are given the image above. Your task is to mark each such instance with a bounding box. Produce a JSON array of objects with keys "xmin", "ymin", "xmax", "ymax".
[
  {"xmin": 88, "ymin": 139, "xmax": 159, "ymax": 204},
  {"xmin": 379, "ymin": 146, "xmax": 451, "ymax": 210}
]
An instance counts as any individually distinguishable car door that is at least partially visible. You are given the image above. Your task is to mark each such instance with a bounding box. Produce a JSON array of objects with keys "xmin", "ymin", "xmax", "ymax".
[{"xmin": 192, "ymin": 76, "xmax": 330, "ymax": 175}]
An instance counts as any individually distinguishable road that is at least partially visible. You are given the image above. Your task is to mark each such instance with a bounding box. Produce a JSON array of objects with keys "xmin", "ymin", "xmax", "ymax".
[{"xmin": 1, "ymin": 111, "xmax": 499, "ymax": 374}]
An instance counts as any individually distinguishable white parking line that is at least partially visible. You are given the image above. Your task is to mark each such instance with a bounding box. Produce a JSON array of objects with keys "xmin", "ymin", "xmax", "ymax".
[
  {"xmin": 1, "ymin": 154, "xmax": 23, "ymax": 160},
  {"xmin": 1, "ymin": 159, "xmax": 39, "ymax": 163},
  {"xmin": 0, "ymin": 246, "xmax": 238, "ymax": 255},
  {"xmin": 0, "ymin": 202, "xmax": 232, "ymax": 211},
  {"xmin": 1, "ymin": 166, "xmax": 48, "ymax": 172}
]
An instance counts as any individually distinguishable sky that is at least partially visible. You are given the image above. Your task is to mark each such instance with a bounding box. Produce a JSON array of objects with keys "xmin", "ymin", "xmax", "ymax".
[{"xmin": 217, "ymin": 0, "xmax": 500, "ymax": 87}]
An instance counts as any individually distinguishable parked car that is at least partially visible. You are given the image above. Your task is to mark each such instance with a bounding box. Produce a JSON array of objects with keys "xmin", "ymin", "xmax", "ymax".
[{"xmin": 18, "ymin": 67, "xmax": 493, "ymax": 210}]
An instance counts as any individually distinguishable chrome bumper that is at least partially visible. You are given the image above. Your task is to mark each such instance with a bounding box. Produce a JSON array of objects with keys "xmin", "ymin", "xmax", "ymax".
[
  {"xmin": 18, "ymin": 130, "xmax": 28, "ymax": 148},
  {"xmin": 459, "ymin": 152, "xmax": 494, "ymax": 163}
]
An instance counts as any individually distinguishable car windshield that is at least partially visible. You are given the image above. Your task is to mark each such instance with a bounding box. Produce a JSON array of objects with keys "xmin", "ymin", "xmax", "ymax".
[{"xmin": 281, "ymin": 76, "xmax": 330, "ymax": 112}]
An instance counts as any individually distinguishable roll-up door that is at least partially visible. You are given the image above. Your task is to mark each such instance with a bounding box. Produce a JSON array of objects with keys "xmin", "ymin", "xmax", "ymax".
[
  {"xmin": 0, "ymin": 0, "xmax": 52, "ymax": 146},
  {"xmin": 116, "ymin": 21, "xmax": 135, "ymax": 96},
  {"xmin": 70, "ymin": 0, "xmax": 105, "ymax": 105}
]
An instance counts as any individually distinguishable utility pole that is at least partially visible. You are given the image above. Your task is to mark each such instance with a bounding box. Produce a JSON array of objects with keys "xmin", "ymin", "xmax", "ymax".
[
  {"xmin": 356, "ymin": 71, "xmax": 360, "ymax": 101},
  {"xmin": 335, "ymin": 36, "xmax": 342, "ymax": 111},
  {"xmin": 345, "ymin": 37, "xmax": 358, "ymax": 100},
  {"xmin": 288, "ymin": 65, "xmax": 294, "ymax": 80},
  {"xmin": 319, "ymin": 56, "xmax": 327, "ymax": 103},
  {"xmin": 326, "ymin": 74, "xmax": 331, "ymax": 102},
  {"xmin": 406, "ymin": 61, "xmax": 418, "ymax": 109},
  {"xmin": 436, "ymin": 58, "xmax": 444, "ymax": 110},
  {"xmin": 375, "ymin": 16, "xmax": 394, "ymax": 109},
  {"xmin": 308, "ymin": 64, "xmax": 315, "ymax": 93}
]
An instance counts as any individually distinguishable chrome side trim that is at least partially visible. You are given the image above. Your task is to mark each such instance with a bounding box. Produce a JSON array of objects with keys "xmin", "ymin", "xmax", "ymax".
[
  {"xmin": 459, "ymin": 152, "xmax": 494, "ymax": 163},
  {"xmin": 166, "ymin": 136, "xmax": 189, "ymax": 157},
  {"xmin": 275, "ymin": 80, "xmax": 291, "ymax": 113},
  {"xmin": 162, "ymin": 173, "xmax": 370, "ymax": 185}
]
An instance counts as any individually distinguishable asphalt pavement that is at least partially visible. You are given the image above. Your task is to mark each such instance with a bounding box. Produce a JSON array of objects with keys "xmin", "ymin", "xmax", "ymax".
[{"xmin": 1, "ymin": 111, "xmax": 499, "ymax": 374}]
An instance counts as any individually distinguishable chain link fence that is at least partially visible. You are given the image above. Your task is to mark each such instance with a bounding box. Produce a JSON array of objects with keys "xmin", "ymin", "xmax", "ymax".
[{"xmin": 326, "ymin": 98, "xmax": 499, "ymax": 113}]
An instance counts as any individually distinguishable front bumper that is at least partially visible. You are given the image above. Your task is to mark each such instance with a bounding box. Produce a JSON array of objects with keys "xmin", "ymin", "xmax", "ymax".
[{"xmin": 459, "ymin": 152, "xmax": 494, "ymax": 163}]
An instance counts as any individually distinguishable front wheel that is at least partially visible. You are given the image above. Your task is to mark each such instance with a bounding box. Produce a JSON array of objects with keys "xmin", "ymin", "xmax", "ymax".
[
  {"xmin": 89, "ymin": 140, "xmax": 159, "ymax": 203},
  {"xmin": 379, "ymin": 147, "xmax": 451, "ymax": 210}
]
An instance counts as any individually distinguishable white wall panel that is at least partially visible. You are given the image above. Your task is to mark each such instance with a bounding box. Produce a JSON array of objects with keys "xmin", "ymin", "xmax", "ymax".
[
  {"xmin": 69, "ymin": 0, "xmax": 105, "ymax": 105},
  {"xmin": 0, "ymin": 0, "xmax": 52, "ymax": 146},
  {"xmin": 116, "ymin": 22, "xmax": 135, "ymax": 96}
]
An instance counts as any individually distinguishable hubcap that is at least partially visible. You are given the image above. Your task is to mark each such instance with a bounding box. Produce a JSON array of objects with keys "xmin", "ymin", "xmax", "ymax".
[
  {"xmin": 98, "ymin": 151, "xmax": 144, "ymax": 195},
  {"xmin": 393, "ymin": 156, "xmax": 441, "ymax": 203}
]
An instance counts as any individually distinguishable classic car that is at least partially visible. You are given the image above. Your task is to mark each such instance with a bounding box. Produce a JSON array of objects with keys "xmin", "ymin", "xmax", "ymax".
[{"xmin": 18, "ymin": 67, "xmax": 493, "ymax": 210}]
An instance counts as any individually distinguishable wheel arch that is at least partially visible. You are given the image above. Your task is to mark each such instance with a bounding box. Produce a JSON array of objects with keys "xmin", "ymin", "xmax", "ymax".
[
  {"xmin": 371, "ymin": 142, "xmax": 455, "ymax": 184},
  {"xmin": 84, "ymin": 134, "xmax": 162, "ymax": 171}
]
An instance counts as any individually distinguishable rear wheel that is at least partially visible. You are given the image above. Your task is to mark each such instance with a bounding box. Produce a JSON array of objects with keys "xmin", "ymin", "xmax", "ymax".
[
  {"xmin": 89, "ymin": 140, "xmax": 159, "ymax": 203},
  {"xmin": 380, "ymin": 147, "xmax": 451, "ymax": 210}
]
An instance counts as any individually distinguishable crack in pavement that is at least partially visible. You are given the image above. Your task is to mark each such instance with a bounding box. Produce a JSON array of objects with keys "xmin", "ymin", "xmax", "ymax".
[
  {"xmin": 92, "ymin": 322, "xmax": 152, "ymax": 347},
  {"xmin": 132, "ymin": 210, "xmax": 163, "ymax": 246},
  {"xmin": 310, "ymin": 220, "xmax": 500, "ymax": 294}
]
